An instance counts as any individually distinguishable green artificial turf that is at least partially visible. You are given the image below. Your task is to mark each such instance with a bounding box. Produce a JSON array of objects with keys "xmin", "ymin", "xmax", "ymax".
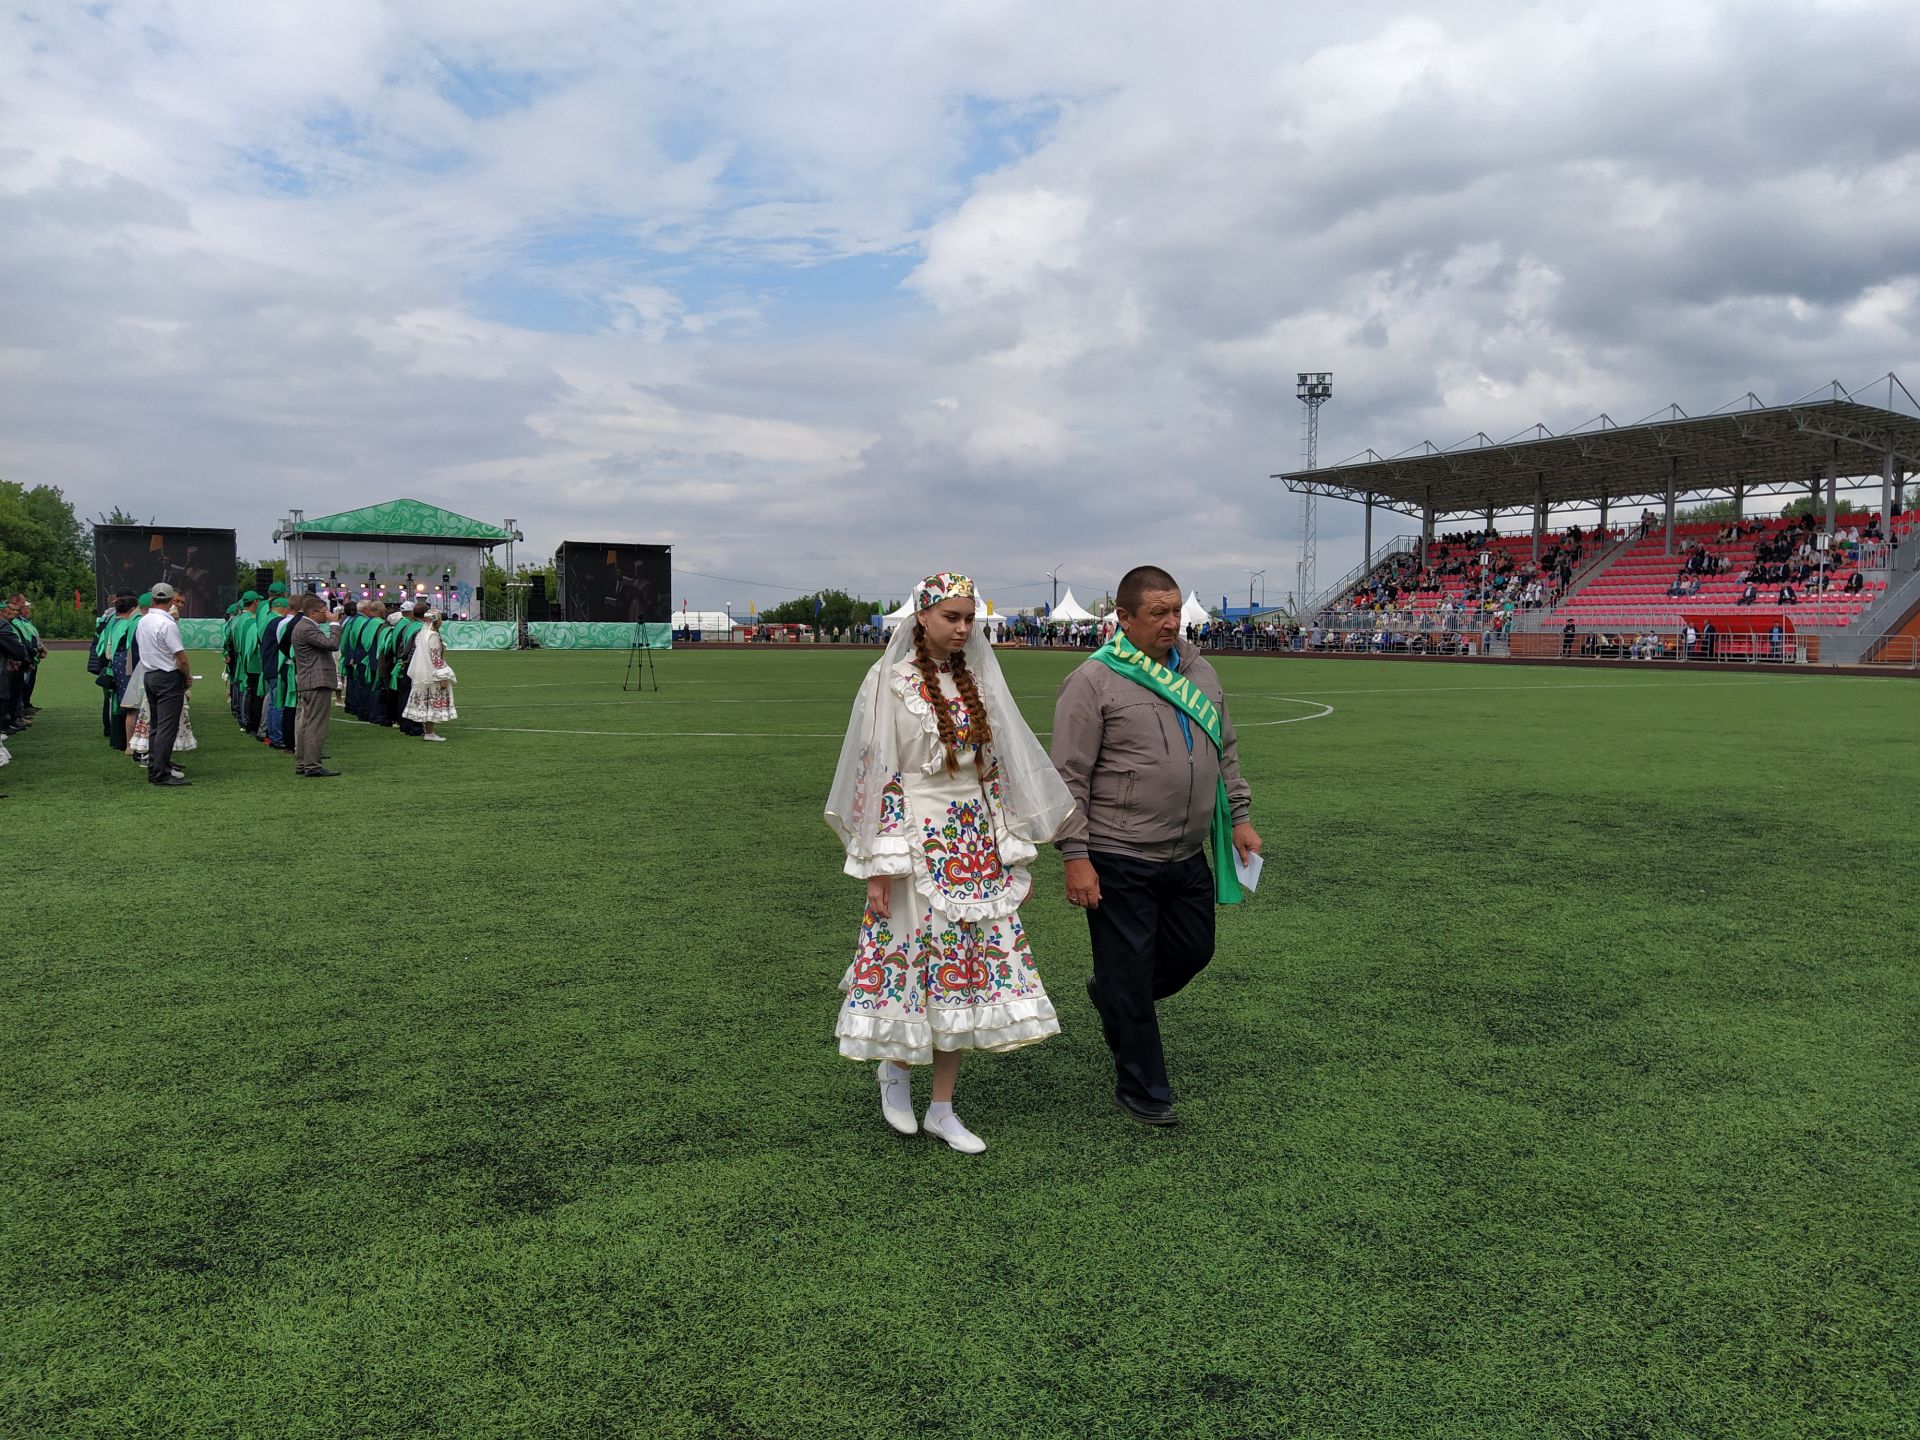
[{"xmin": 4, "ymin": 648, "xmax": 1917, "ymax": 1438}]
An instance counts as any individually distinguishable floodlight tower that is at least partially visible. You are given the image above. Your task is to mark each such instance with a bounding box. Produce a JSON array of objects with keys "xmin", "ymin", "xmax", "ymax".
[{"xmin": 1296, "ymin": 372, "xmax": 1333, "ymax": 608}]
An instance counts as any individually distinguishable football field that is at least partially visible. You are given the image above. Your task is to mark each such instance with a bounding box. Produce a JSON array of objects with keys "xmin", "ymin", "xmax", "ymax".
[{"xmin": 7, "ymin": 647, "xmax": 1917, "ymax": 1438}]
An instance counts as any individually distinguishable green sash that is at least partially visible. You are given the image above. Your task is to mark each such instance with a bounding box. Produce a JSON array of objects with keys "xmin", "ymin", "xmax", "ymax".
[{"xmin": 1090, "ymin": 632, "xmax": 1243, "ymax": 905}]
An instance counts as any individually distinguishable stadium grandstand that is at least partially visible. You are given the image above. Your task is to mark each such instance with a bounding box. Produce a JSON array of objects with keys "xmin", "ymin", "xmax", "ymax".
[{"xmin": 1277, "ymin": 375, "xmax": 1920, "ymax": 666}]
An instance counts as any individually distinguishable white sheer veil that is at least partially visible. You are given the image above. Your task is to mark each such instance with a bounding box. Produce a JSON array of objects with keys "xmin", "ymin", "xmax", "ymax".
[{"xmin": 824, "ymin": 608, "xmax": 1074, "ymax": 864}]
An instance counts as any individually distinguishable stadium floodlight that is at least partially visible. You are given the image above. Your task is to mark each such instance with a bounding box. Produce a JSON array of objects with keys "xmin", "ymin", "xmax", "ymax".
[{"xmin": 1296, "ymin": 373, "xmax": 1333, "ymax": 609}]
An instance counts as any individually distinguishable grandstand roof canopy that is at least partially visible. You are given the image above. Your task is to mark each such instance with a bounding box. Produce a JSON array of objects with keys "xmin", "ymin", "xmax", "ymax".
[{"xmin": 1276, "ymin": 376, "xmax": 1920, "ymax": 520}]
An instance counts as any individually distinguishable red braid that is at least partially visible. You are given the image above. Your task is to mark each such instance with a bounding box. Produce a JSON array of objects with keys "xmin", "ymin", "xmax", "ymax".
[{"xmin": 911, "ymin": 622, "xmax": 965, "ymax": 775}]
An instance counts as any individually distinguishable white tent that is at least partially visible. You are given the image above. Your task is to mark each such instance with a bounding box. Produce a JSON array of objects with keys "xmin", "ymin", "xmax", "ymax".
[
  {"xmin": 883, "ymin": 594, "xmax": 1008, "ymax": 635},
  {"xmin": 1180, "ymin": 591, "xmax": 1212, "ymax": 629},
  {"xmin": 1048, "ymin": 587, "xmax": 1097, "ymax": 623}
]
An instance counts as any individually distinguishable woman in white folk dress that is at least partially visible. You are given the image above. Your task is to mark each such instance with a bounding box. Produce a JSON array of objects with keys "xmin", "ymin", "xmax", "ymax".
[
  {"xmin": 825, "ymin": 572, "xmax": 1076, "ymax": 1153},
  {"xmin": 402, "ymin": 612, "xmax": 457, "ymax": 741}
]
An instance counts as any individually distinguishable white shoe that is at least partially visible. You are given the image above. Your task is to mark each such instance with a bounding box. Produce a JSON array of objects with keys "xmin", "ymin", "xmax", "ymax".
[
  {"xmin": 422, "ymin": 733, "xmax": 446, "ymax": 742},
  {"xmin": 923, "ymin": 1110, "xmax": 986, "ymax": 1154},
  {"xmin": 877, "ymin": 1062, "xmax": 916, "ymax": 1135}
]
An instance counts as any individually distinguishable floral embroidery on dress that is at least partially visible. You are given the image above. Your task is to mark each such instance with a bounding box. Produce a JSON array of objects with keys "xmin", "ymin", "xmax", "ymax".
[
  {"xmin": 920, "ymin": 797, "xmax": 1008, "ymax": 905},
  {"xmin": 877, "ymin": 772, "xmax": 907, "ymax": 835},
  {"xmin": 843, "ymin": 911, "xmax": 913, "ymax": 1010}
]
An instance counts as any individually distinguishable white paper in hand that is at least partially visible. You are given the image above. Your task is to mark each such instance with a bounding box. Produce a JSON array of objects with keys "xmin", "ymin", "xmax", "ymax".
[{"xmin": 1233, "ymin": 848, "xmax": 1263, "ymax": 894}]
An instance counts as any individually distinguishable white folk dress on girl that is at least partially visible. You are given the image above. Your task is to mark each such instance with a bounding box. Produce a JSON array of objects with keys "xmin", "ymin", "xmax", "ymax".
[
  {"xmin": 129, "ymin": 696, "xmax": 197, "ymax": 755},
  {"xmin": 827, "ymin": 632, "xmax": 1076, "ymax": 1066},
  {"xmin": 402, "ymin": 627, "xmax": 458, "ymax": 724}
]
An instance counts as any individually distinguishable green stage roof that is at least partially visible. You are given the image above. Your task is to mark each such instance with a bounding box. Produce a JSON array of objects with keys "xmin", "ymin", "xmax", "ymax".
[{"xmin": 288, "ymin": 499, "xmax": 511, "ymax": 543}]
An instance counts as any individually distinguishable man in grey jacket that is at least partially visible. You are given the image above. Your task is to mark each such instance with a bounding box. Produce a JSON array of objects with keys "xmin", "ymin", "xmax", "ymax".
[
  {"xmin": 1051, "ymin": 565, "xmax": 1261, "ymax": 1125},
  {"xmin": 289, "ymin": 595, "xmax": 342, "ymax": 778}
]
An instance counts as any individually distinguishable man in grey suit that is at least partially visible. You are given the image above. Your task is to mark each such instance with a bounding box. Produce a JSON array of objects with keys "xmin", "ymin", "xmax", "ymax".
[{"xmin": 289, "ymin": 595, "xmax": 342, "ymax": 778}]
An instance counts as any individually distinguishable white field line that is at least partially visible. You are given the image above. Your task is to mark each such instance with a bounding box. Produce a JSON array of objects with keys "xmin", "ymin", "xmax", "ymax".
[
  {"xmin": 463, "ymin": 674, "xmax": 1834, "ymax": 739},
  {"xmin": 465, "ymin": 725, "xmax": 847, "ymax": 739},
  {"xmin": 473, "ymin": 674, "xmax": 1819, "ymax": 714},
  {"xmin": 1222, "ymin": 677, "xmax": 1822, "ymax": 699}
]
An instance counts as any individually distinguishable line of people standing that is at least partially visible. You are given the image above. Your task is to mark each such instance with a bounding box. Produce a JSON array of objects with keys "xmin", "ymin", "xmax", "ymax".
[
  {"xmin": 81, "ymin": 584, "xmax": 455, "ymax": 786},
  {"xmin": 337, "ymin": 599, "xmax": 457, "ymax": 741},
  {"xmin": 1, "ymin": 594, "xmax": 49, "ymax": 794}
]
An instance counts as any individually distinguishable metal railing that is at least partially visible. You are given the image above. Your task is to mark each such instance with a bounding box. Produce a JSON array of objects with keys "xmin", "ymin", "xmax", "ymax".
[
  {"xmin": 1289, "ymin": 627, "xmax": 1508, "ymax": 657},
  {"xmin": 1861, "ymin": 634, "xmax": 1920, "ymax": 667},
  {"xmin": 1296, "ymin": 535, "xmax": 1417, "ymax": 621}
]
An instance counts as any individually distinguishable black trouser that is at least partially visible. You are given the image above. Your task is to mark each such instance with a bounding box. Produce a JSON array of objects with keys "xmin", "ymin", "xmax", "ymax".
[
  {"xmin": 144, "ymin": 670, "xmax": 187, "ymax": 780},
  {"xmin": 395, "ymin": 676, "xmax": 422, "ymax": 735},
  {"xmin": 22, "ymin": 667, "xmax": 37, "ymax": 706},
  {"xmin": 373, "ymin": 680, "xmax": 396, "ymax": 727},
  {"xmin": 244, "ymin": 686, "xmax": 265, "ymax": 736},
  {"xmin": 1083, "ymin": 850, "xmax": 1215, "ymax": 1106}
]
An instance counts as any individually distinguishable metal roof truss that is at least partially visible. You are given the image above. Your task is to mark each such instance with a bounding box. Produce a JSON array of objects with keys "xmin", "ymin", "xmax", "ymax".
[{"xmin": 1275, "ymin": 378, "xmax": 1920, "ymax": 521}]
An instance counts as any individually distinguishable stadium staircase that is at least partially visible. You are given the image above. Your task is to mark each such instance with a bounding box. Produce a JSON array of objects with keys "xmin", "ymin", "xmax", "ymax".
[
  {"xmin": 1835, "ymin": 513, "xmax": 1920, "ymax": 664},
  {"xmin": 1298, "ymin": 535, "xmax": 1417, "ymax": 620}
]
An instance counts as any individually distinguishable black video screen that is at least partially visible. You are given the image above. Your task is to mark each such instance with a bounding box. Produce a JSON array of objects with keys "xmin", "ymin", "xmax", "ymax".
[
  {"xmin": 557, "ymin": 542, "xmax": 671, "ymax": 623},
  {"xmin": 93, "ymin": 526, "xmax": 237, "ymax": 618}
]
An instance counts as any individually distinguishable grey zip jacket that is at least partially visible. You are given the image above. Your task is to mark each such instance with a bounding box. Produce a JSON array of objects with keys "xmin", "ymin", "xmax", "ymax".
[{"xmin": 1049, "ymin": 639, "xmax": 1252, "ymax": 863}]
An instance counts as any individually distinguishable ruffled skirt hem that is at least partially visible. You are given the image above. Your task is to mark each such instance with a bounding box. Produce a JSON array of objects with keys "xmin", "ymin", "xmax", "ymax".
[
  {"xmin": 919, "ymin": 864, "xmax": 1032, "ymax": 923},
  {"xmin": 836, "ymin": 995, "xmax": 1060, "ymax": 1065}
]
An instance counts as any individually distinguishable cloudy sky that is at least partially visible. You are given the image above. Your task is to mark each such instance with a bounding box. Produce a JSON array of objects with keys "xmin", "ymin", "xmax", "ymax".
[{"xmin": 4, "ymin": 1, "xmax": 1918, "ymax": 613}]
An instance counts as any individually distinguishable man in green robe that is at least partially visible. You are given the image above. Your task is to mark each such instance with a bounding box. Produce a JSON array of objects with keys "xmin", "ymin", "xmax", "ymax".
[
  {"xmin": 342, "ymin": 602, "xmax": 373, "ymax": 719},
  {"xmin": 92, "ymin": 593, "xmax": 140, "ymax": 748},
  {"xmin": 230, "ymin": 591, "xmax": 263, "ymax": 735},
  {"xmin": 374, "ymin": 610, "xmax": 408, "ymax": 725},
  {"xmin": 389, "ymin": 603, "xmax": 427, "ymax": 734},
  {"xmin": 221, "ymin": 601, "xmax": 242, "ymax": 722},
  {"xmin": 6, "ymin": 597, "xmax": 45, "ymax": 719}
]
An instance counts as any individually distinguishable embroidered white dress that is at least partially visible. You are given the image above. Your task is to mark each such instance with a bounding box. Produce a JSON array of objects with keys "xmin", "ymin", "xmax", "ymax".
[
  {"xmin": 835, "ymin": 660, "xmax": 1060, "ymax": 1064},
  {"xmin": 129, "ymin": 697, "xmax": 197, "ymax": 755},
  {"xmin": 402, "ymin": 631, "xmax": 457, "ymax": 723}
]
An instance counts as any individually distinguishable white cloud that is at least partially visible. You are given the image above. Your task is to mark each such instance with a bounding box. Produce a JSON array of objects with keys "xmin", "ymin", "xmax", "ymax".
[{"xmin": 1, "ymin": 1, "xmax": 1918, "ymax": 608}]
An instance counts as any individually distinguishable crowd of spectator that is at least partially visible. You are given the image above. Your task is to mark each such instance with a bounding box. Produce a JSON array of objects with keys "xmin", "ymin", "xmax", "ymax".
[{"xmin": 1330, "ymin": 524, "xmax": 1613, "ymax": 628}]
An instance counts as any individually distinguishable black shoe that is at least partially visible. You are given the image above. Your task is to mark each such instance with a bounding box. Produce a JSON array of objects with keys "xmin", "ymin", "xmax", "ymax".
[
  {"xmin": 1116, "ymin": 1093, "xmax": 1178, "ymax": 1126},
  {"xmin": 298, "ymin": 767, "xmax": 341, "ymax": 778},
  {"xmin": 149, "ymin": 775, "xmax": 192, "ymax": 787}
]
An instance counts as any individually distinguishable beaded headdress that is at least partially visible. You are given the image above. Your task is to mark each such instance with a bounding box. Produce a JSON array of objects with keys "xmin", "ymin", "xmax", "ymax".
[{"xmin": 914, "ymin": 572, "xmax": 976, "ymax": 612}]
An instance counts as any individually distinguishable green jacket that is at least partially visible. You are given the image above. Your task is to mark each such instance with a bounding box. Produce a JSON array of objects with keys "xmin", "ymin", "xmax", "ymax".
[
  {"xmin": 390, "ymin": 619, "xmax": 423, "ymax": 687},
  {"xmin": 231, "ymin": 607, "xmax": 262, "ymax": 677}
]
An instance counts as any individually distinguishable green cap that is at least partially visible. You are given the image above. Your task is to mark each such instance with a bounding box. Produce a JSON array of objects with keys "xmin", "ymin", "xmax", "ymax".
[
  {"xmin": 226, "ymin": 602, "xmax": 240, "ymax": 616},
  {"xmin": 242, "ymin": 589, "xmax": 262, "ymax": 603},
  {"xmin": 268, "ymin": 580, "xmax": 288, "ymax": 595},
  {"xmin": 137, "ymin": 592, "xmax": 153, "ymax": 607},
  {"xmin": 269, "ymin": 595, "xmax": 288, "ymax": 610}
]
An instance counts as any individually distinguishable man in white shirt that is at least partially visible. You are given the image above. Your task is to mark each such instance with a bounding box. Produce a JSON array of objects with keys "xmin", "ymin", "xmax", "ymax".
[{"xmin": 134, "ymin": 582, "xmax": 193, "ymax": 786}]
